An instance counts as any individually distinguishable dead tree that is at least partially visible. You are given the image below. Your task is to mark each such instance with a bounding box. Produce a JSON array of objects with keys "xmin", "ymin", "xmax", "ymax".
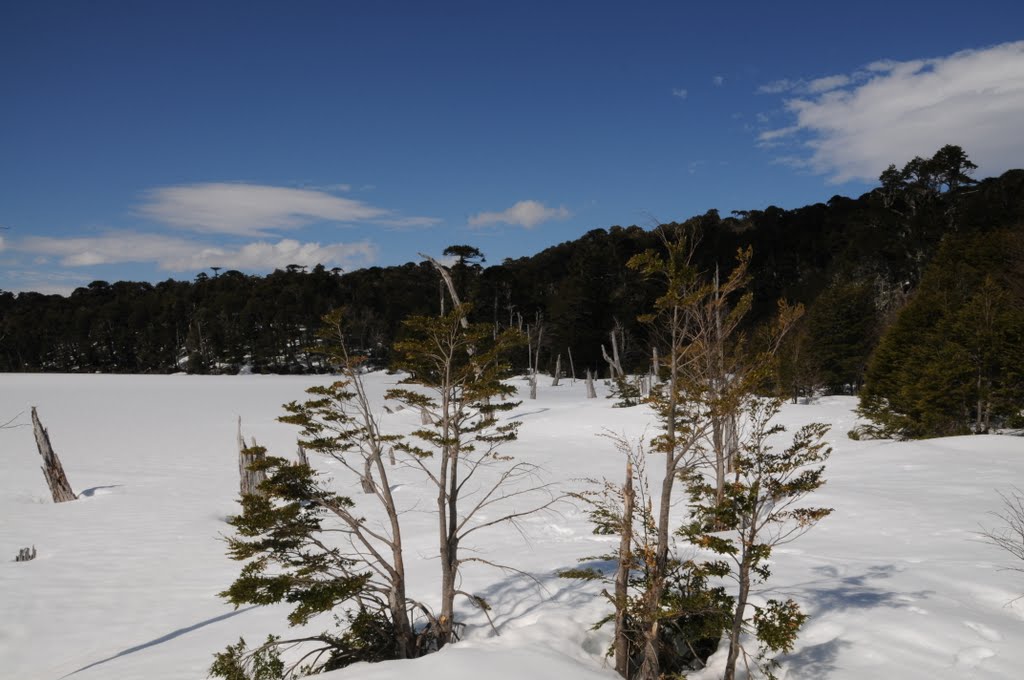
[
  {"xmin": 31, "ymin": 407, "xmax": 76, "ymax": 503},
  {"xmin": 585, "ymin": 369, "xmax": 598, "ymax": 398},
  {"xmin": 614, "ymin": 459, "xmax": 635, "ymax": 678},
  {"xmin": 568, "ymin": 347, "xmax": 577, "ymax": 382},
  {"xmin": 15, "ymin": 546, "xmax": 37, "ymax": 562},
  {"xmin": 601, "ymin": 323, "xmax": 626, "ymax": 382},
  {"xmin": 296, "ymin": 443, "xmax": 309, "ymax": 467},
  {"xmin": 551, "ymin": 354, "xmax": 562, "ymax": 387},
  {"xmin": 237, "ymin": 418, "xmax": 267, "ymax": 497}
]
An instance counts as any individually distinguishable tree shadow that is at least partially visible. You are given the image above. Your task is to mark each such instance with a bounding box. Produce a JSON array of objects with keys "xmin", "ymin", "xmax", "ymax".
[
  {"xmin": 780, "ymin": 637, "xmax": 853, "ymax": 679},
  {"xmin": 775, "ymin": 563, "xmax": 932, "ymax": 614},
  {"xmin": 459, "ymin": 561, "xmax": 609, "ymax": 636},
  {"xmin": 507, "ymin": 408, "xmax": 551, "ymax": 421},
  {"xmin": 78, "ymin": 484, "xmax": 123, "ymax": 497},
  {"xmin": 61, "ymin": 606, "xmax": 258, "ymax": 677}
]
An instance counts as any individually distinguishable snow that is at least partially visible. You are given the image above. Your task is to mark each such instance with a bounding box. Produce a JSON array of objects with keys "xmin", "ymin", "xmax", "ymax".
[{"xmin": 1, "ymin": 373, "xmax": 1022, "ymax": 679}]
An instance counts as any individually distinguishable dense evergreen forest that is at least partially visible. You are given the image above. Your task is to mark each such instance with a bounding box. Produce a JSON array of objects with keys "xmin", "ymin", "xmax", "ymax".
[{"xmin": 2, "ymin": 147, "xmax": 1022, "ymax": 437}]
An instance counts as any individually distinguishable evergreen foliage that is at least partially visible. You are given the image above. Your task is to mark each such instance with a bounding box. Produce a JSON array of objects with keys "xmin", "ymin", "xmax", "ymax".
[
  {"xmin": 858, "ymin": 230, "xmax": 1024, "ymax": 438},
  {"xmin": 684, "ymin": 397, "xmax": 832, "ymax": 680}
]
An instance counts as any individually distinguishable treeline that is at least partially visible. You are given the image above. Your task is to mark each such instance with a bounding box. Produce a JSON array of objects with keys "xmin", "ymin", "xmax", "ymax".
[{"xmin": 2, "ymin": 147, "xmax": 1022, "ymax": 436}]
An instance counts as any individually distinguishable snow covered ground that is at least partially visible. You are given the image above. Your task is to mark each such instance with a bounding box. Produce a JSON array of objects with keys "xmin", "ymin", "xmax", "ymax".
[{"xmin": 1, "ymin": 372, "xmax": 1022, "ymax": 679}]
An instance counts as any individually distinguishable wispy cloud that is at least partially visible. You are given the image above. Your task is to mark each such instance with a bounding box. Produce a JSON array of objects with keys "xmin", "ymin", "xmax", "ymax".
[
  {"xmin": 757, "ymin": 41, "xmax": 1024, "ymax": 183},
  {"xmin": 757, "ymin": 79, "xmax": 797, "ymax": 94},
  {"xmin": 757, "ymin": 74, "xmax": 853, "ymax": 96},
  {"xmin": 671, "ymin": 88, "xmax": 688, "ymax": 99},
  {"xmin": 16, "ymin": 231, "xmax": 377, "ymax": 272},
  {"xmin": 0, "ymin": 269, "xmax": 92, "ymax": 296},
  {"xmin": 0, "ymin": 236, "xmax": 5, "ymax": 252},
  {"xmin": 468, "ymin": 200, "xmax": 570, "ymax": 229},
  {"xmin": 713, "ymin": 75, "xmax": 725, "ymax": 87},
  {"xmin": 139, "ymin": 183, "xmax": 439, "ymax": 236},
  {"xmin": 756, "ymin": 125, "xmax": 800, "ymax": 147},
  {"xmin": 805, "ymin": 74, "xmax": 850, "ymax": 93}
]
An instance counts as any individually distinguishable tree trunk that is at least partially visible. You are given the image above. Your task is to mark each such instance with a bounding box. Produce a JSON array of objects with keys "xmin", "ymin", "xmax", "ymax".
[
  {"xmin": 602, "ymin": 329, "xmax": 625, "ymax": 381},
  {"xmin": 568, "ymin": 347, "xmax": 577, "ymax": 382},
  {"xmin": 586, "ymin": 369, "xmax": 597, "ymax": 399},
  {"xmin": 552, "ymin": 354, "xmax": 562, "ymax": 387},
  {"xmin": 723, "ymin": 552, "xmax": 752, "ymax": 680},
  {"xmin": 530, "ymin": 375, "xmax": 538, "ymax": 400},
  {"xmin": 614, "ymin": 460, "xmax": 635, "ymax": 678},
  {"xmin": 296, "ymin": 443, "xmax": 309, "ymax": 467},
  {"xmin": 651, "ymin": 346, "xmax": 659, "ymax": 382},
  {"xmin": 31, "ymin": 407, "xmax": 76, "ymax": 503}
]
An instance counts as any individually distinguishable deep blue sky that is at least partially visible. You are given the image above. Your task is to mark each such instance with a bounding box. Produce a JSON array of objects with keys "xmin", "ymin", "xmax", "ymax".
[{"xmin": 3, "ymin": 1, "xmax": 1023, "ymax": 293}]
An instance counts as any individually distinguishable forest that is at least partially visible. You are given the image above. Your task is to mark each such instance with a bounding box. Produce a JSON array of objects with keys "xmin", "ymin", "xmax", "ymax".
[{"xmin": 2, "ymin": 147, "xmax": 1022, "ymax": 439}]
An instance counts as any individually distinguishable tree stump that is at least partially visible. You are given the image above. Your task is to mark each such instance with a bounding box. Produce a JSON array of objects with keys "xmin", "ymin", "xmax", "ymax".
[
  {"xmin": 15, "ymin": 546, "xmax": 37, "ymax": 562},
  {"xmin": 237, "ymin": 418, "xmax": 267, "ymax": 497},
  {"xmin": 31, "ymin": 408, "xmax": 76, "ymax": 503}
]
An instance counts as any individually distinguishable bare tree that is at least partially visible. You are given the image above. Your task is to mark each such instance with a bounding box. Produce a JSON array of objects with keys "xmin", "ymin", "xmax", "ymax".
[{"xmin": 981, "ymin": 487, "xmax": 1024, "ymax": 580}]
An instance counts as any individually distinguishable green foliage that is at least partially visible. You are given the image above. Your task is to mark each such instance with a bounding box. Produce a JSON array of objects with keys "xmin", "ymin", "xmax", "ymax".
[
  {"xmin": 684, "ymin": 397, "xmax": 832, "ymax": 679},
  {"xmin": 859, "ymin": 230, "xmax": 1024, "ymax": 438},
  {"xmin": 388, "ymin": 304, "xmax": 523, "ymax": 454},
  {"xmin": 802, "ymin": 282, "xmax": 878, "ymax": 394},
  {"xmin": 210, "ymin": 636, "xmax": 286, "ymax": 680},
  {"xmin": 220, "ymin": 458, "xmax": 369, "ymax": 628},
  {"xmin": 563, "ymin": 462, "xmax": 731, "ymax": 677}
]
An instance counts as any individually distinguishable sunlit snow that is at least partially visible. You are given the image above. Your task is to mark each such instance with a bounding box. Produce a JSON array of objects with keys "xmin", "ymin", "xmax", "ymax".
[{"xmin": 2, "ymin": 373, "xmax": 1022, "ymax": 679}]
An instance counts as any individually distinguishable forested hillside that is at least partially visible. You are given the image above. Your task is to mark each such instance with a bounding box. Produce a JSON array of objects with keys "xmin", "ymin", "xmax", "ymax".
[{"xmin": 3, "ymin": 149, "xmax": 1022, "ymax": 435}]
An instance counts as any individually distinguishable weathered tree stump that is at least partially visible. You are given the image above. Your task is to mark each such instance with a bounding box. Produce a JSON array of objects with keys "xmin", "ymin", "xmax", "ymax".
[
  {"xmin": 296, "ymin": 443, "xmax": 309, "ymax": 467},
  {"xmin": 15, "ymin": 546, "xmax": 37, "ymax": 562},
  {"xmin": 31, "ymin": 407, "xmax": 76, "ymax": 503},
  {"xmin": 237, "ymin": 418, "xmax": 267, "ymax": 497},
  {"xmin": 585, "ymin": 369, "xmax": 597, "ymax": 399},
  {"xmin": 552, "ymin": 354, "xmax": 562, "ymax": 387}
]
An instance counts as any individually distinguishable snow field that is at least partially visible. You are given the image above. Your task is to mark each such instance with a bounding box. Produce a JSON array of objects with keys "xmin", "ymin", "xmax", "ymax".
[{"xmin": 1, "ymin": 373, "xmax": 1022, "ymax": 679}]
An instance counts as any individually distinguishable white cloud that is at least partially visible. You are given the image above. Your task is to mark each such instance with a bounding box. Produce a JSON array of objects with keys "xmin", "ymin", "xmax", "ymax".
[
  {"xmin": 672, "ymin": 88, "xmax": 688, "ymax": 99},
  {"xmin": 713, "ymin": 75, "xmax": 725, "ymax": 87},
  {"xmin": 757, "ymin": 79, "xmax": 796, "ymax": 94},
  {"xmin": 805, "ymin": 74, "xmax": 850, "ymax": 93},
  {"xmin": 760, "ymin": 41, "xmax": 1024, "ymax": 183},
  {"xmin": 468, "ymin": 200, "xmax": 570, "ymax": 230},
  {"xmin": 756, "ymin": 125, "xmax": 800, "ymax": 147},
  {"xmin": 0, "ymin": 269, "xmax": 91, "ymax": 296},
  {"xmin": 0, "ymin": 236, "xmax": 5, "ymax": 252},
  {"xmin": 16, "ymin": 231, "xmax": 377, "ymax": 272},
  {"xmin": 139, "ymin": 183, "xmax": 438, "ymax": 236}
]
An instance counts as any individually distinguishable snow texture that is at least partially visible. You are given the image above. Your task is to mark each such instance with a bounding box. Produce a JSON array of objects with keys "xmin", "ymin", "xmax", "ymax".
[{"xmin": 1, "ymin": 373, "xmax": 1022, "ymax": 679}]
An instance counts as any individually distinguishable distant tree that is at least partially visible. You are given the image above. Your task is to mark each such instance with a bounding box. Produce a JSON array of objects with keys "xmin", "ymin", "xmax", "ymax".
[
  {"xmin": 441, "ymin": 244, "xmax": 485, "ymax": 266},
  {"xmin": 803, "ymin": 282, "xmax": 877, "ymax": 394}
]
